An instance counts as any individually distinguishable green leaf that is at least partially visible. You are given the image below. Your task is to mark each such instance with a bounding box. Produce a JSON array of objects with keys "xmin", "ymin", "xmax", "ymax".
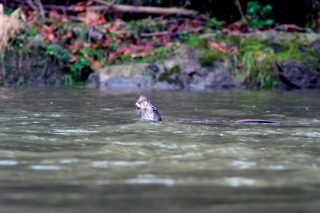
[{"xmin": 264, "ymin": 19, "xmax": 274, "ymax": 26}]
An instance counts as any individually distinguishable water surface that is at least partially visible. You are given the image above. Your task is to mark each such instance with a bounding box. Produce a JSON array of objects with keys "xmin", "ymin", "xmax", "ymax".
[{"xmin": 0, "ymin": 88, "xmax": 319, "ymax": 213}]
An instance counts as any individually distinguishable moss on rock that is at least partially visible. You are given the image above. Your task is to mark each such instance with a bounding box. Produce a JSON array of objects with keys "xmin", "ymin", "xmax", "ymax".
[{"xmin": 200, "ymin": 49, "xmax": 225, "ymax": 67}]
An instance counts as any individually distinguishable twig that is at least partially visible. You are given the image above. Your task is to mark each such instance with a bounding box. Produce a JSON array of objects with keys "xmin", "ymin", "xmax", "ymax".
[
  {"xmin": 103, "ymin": 0, "xmax": 117, "ymax": 14},
  {"xmin": 35, "ymin": 0, "xmax": 45, "ymax": 17},
  {"xmin": 25, "ymin": 0, "xmax": 38, "ymax": 11},
  {"xmin": 273, "ymin": 24, "xmax": 315, "ymax": 33},
  {"xmin": 25, "ymin": 0, "xmax": 45, "ymax": 17},
  {"xmin": 235, "ymin": 0, "xmax": 247, "ymax": 23}
]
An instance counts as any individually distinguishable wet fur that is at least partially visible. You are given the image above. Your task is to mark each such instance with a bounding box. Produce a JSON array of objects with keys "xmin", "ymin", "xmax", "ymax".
[{"xmin": 135, "ymin": 95, "xmax": 162, "ymax": 121}]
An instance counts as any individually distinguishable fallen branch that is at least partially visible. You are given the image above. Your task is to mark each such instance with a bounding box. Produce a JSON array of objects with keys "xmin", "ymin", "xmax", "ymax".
[
  {"xmin": 273, "ymin": 24, "xmax": 315, "ymax": 33},
  {"xmin": 44, "ymin": 3, "xmax": 197, "ymax": 17},
  {"xmin": 92, "ymin": 0, "xmax": 198, "ymax": 16}
]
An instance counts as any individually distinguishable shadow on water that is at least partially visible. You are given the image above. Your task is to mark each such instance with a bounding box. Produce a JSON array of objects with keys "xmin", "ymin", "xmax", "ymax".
[{"xmin": 0, "ymin": 88, "xmax": 320, "ymax": 213}]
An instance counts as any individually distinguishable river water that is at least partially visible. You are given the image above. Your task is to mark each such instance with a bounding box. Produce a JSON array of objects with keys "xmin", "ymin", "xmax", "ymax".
[{"xmin": 0, "ymin": 88, "xmax": 319, "ymax": 213}]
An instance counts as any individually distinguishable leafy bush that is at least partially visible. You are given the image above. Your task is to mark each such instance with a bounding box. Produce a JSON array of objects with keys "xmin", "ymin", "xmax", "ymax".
[{"xmin": 246, "ymin": 1, "xmax": 274, "ymax": 28}]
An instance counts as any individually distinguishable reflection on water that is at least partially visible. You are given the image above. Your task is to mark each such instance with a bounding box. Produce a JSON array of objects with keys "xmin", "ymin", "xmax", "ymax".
[{"xmin": 0, "ymin": 88, "xmax": 320, "ymax": 213}]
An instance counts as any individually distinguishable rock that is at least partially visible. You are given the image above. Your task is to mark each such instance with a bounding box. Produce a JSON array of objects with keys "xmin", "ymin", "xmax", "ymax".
[
  {"xmin": 84, "ymin": 72, "xmax": 99, "ymax": 88},
  {"xmin": 100, "ymin": 77, "xmax": 146, "ymax": 89},
  {"xmin": 310, "ymin": 39, "xmax": 320, "ymax": 65},
  {"xmin": 85, "ymin": 63, "xmax": 165, "ymax": 89},
  {"xmin": 196, "ymin": 67, "xmax": 210, "ymax": 77},
  {"xmin": 163, "ymin": 59, "xmax": 178, "ymax": 71},
  {"xmin": 189, "ymin": 74, "xmax": 206, "ymax": 90},
  {"xmin": 310, "ymin": 39, "xmax": 320, "ymax": 56},
  {"xmin": 3, "ymin": 46, "xmax": 65, "ymax": 86},
  {"xmin": 152, "ymin": 81, "xmax": 181, "ymax": 90},
  {"xmin": 177, "ymin": 51, "xmax": 201, "ymax": 75},
  {"xmin": 277, "ymin": 60, "xmax": 320, "ymax": 89},
  {"xmin": 204, "ymin": 67, "xmax": 235, "ymax": 89},
  {"xmin": 163, "ymin": 46, "xmax": 201, "ymax": 75},
  {"xmin": 269, "ymin": 43, "xmax": 282, "ymax": 53}
]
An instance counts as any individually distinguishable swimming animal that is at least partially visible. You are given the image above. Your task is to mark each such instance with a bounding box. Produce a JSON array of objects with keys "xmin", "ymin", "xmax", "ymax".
[{"xmin": 135, "ymin": 95, "xmax": 279, "ymax": 124}]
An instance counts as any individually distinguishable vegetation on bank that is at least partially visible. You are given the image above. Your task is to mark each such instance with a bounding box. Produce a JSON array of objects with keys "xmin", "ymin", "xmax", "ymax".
[{"xmin": 1, "ymin": 0, "xmax": 320, "ymax": 88}]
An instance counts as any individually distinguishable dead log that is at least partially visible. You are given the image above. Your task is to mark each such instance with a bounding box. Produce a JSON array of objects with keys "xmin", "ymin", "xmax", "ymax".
[
  {"xmin": 43, "ymin": 0, "xmax": 198, "ymax": 17},
  {"xmin": 91, "ymin": 0, "xmax": 198, "ymax": 16}
]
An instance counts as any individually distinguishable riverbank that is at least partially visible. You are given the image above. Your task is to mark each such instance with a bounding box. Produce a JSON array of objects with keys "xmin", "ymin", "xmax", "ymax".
[
  {"xmin": 1, "ymin": 3, "xmax": 320, "ymax": 90},
  {"xmin": 85, "ymin": 30, "xmax": 320, "ymax": 90}
]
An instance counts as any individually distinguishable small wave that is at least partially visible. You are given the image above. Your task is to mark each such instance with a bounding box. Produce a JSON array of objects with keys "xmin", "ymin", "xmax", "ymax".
[
  {"xmin": 225, "ymin": 177, "xmax": 255, "ymax": 187},
  {"xmin": 30, "ymin": 165, "xmax": 60, "ymax": 170},
  {"xmin": 0, "ymin": 160, "xmax": 17, "ymax": 166}
]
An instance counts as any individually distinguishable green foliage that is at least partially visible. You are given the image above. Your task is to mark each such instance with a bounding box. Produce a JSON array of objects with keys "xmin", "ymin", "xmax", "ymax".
[
  {"xmin": 183, "ymin": 34, "xmax": 205, "ymax": 47},
  {"xmin": 169, "ymin": 65, "xmax": 180, "ymax": 74},
  {"xmin": 242, "ymin": 51, "xmax": 278, "ymax": 88},
  {"xmin": 44, "ymin": 45, "xmax": 77, "ymax": 85},
  {"xmin": 150, "ymin": 46, "xmax": 168, "ymax": 61},
  {"xmin": 275, "ymin": 38, "xmax": 319, "ymax": 70},
  {"xmin": 239, "ymin": 36, "xmax": 267, "ymax": 54},
  {"xmin": 305, "ymin": 48, "xmax": 317, "ymax": 61},
  {"xmin": 26, "ymin": 27, "xmax": 38, "ymax": 37},
  {"xmin": 237, "ymin": 36, "xmax": 278, "ymax": 89},
  {"xmin": 276, "ymin": 40, "xmax": 302, "ymax": 61},
  {"xmin": 45, "ymin": 44, "xmax": 60, "ymax": 56},
  {"xmin": 159, "ymin": 65, "xmax": 180, "ymax": 82},
  {"xmin": 44, "ymin": 44, "xmax": 92, "ymax": 85},
  {"xmin": 4, "ymin": 8, "xmax": 14, "ymax": 15},
  {"xmin": 227, "ymin": 35, "xmax": 241, "ymax": 46},
  {"xmin": 246, "ymin": 1, "xmax": 274, "ymax": 28},
  {"xmin": 215, "ymin": 34, "xmax": 241, "ymax": 46},
  {"xmin": 200, "ymin": 49, "xmax": 225, "ymax": 66},
  {"xmin": 205, "ymin": 17, "xmax": 221, "ymax": 28},
  {"xmin": 275, "ymin": 38, "xmax": 317, "ymax": 63},
  {"xmin": 126, "ymin": 18, "xmax": 166, "ymax": 36},
  {"xmin": 70, "ymin": 55, "xmax": 89, "ymax": 79},
  {"xmin": 64, "ymin": 74, "xmax": 74, "ymax": 87}
]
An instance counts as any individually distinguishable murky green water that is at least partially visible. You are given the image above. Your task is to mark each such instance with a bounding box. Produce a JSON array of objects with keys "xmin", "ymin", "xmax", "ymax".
[{"xmin": 0, "ymin": 88, "xmax": 319, "ymax": 213}]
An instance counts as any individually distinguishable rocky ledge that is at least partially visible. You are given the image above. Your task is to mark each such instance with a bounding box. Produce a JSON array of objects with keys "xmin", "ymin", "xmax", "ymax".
[
  {"xmin": 85, "ymin": 30, "xmax": 320, "ymax": 90},
  {"xmin": 3, "ymin": 30, "xmax": 320, "ymax": 90}
]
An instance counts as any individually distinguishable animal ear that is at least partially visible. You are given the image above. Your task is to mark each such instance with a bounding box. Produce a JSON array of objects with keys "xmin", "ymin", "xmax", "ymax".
[{"xmin": 152, "ymin": 106, "xmax": 157, "ymax": 111}]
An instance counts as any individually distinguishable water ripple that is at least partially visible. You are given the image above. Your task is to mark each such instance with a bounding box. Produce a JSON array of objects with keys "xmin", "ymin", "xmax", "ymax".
[
  {"xmin": 225, "ymin": 177, "xmax": 256, "ymax": 187},
  {"xmin": 126, "ymin": 175, "xmax": 174, "ymax": 186},
  {"xmin": 291, "ymin": 132, "xmax": 320, "ymax": 138},
  {"xmin": 231, "ymin": 160, "xmax": 257, "ymax": 169},
  {"xmin": 92, "ymin": 161, "xmax": 147, "ymax": 168},
  {"xmin": 0, "ymin": 160, "xmax": 17, "ymax": 166},
  {"xmin": 30, "ymin": 165, "xmax": 60, "ymax": 170},
  {"xmin": 53, "ymin": 129, "xmax": 99, "ymax": 135}
]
